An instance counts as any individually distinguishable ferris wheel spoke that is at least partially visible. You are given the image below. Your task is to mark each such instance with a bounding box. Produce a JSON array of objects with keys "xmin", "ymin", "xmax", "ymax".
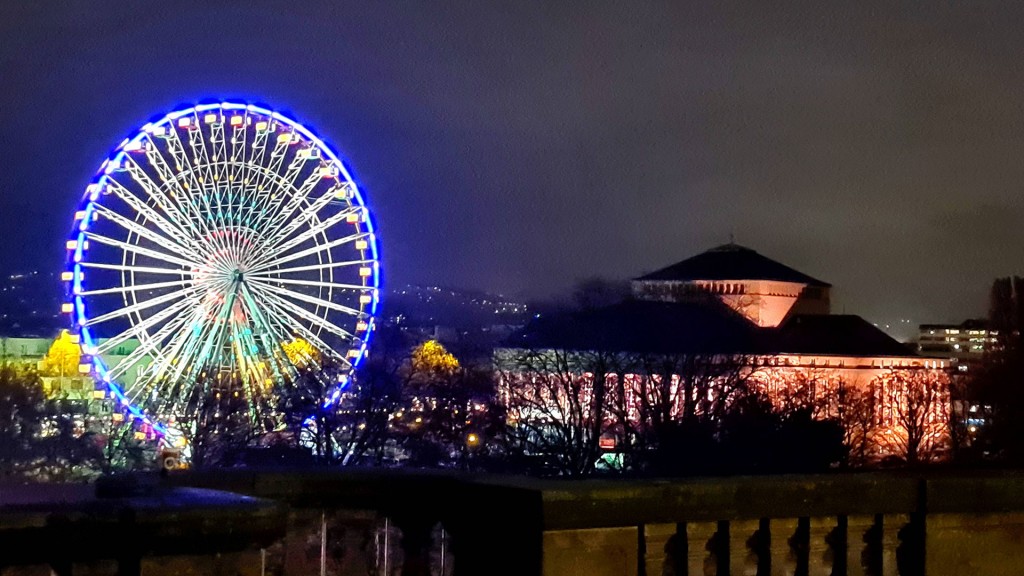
[
  {"xmin": 246, "ymin": 282, "xmax": 368, "ymax": 325},
  {"xmin": 241, "ymin": 127, "xmax": 269, "ymax": 184},
  {"xmin": 238, "ymin": 282, "xmax": 295, "ymax": 349},
  {"xmin": 95, "ymin": 294, "xmax": 201, "ymax": 356},
  {"xmin": 209, "ymin": 121, "xmax": 228, "ymax": 183},
  {"xmin": 84, "ymin": 231, "xmax": 201, "ymax": 269},
  {"xmin": 123, "ymin": 153, "xmax": 206, "ymax": 247},
  {"xmin": 236, "ymin": 313, "xmax": 294, "ymax": 385},
  {"xmin": 264, "ymin": 202, "xmax": 359, "ymax": 257},
  {"xmin": 248, "ymin": 275, "xmax": 370, "ymax": 306},
  {"xmin": 183, "ymin": 118, "xmax": 217, "ymax": 185},
  {"xmin": 237, "ymin": 288, "xmax": 302, "ymax": 383},
  {"xmin": 247, "ymin": 281, "xmax": 359, "ymax": 341},
  {"xmin": 256, "ymin": 170, "xmax": 321, "ymax": 236},
  {"xmin": 77, "ymin": 278, "xmax": 195, "ymax": 297},
  {"xmin": 190, "ymin": 283, "xmax": 246, "ymax": 380},
  {"xmin": 248, "ymin": 258, "xmax": 376, "ymax": 278},
  {"xmin": 261, "ymin": 191, "xmax": 338, "ymax": 249},
  {"xmin": 92, "ymin": 204, "xmax": 194, "ymax": 260},
  {"xmin": 81, "ymin": 284, "xmax": 202, "ymax": 327},
  {"xmin": 247, "ymin": 231, "xmax": 370, "ymax": 273},
  {"xmin": 81, "ymin": 261, "xmax": 195, "ymax": 277},
  {"xmin": 243, "ymin": 135, "xmax": 291, "ymax": 212},
  {"xmin": 163, "ymin": 129, "xmax": 219, "ymax": 234},
  {"xmin": 249, "ymin": 290, "xmax": 353, "ymax": 370},
  {"xmin": 103, "ymin": 177, "xmax": 203, "ymax": 253},
  {"xmin": 142, "ymin": 310, "xmax": 211, "ymax": 394},
  {"xmin": 106, "ymin": 309, "xmax": 193, "ymax": 383}
]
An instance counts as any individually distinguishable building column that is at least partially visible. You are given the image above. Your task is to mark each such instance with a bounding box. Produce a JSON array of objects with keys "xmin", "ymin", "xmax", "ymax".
[
  {"xmin": 882, "ymin": 514, "xmax": 909, "ymax": 576},
  {"xmin": 769, "ymin": 518, "xmax": 799, "ymax": 576},
  {"xmin": 643, "ymin": 523, "xmax": 679, "ymax": 576},
  {"xmin": 808, "ymin": 517, "xmax": 838, "ymax": 576},
  {"xmin": 729, "ymin": 519, "xmax": 760, "ymax": 576},
  {"xmin": 845, "ymin": 515, "xmax": 876, "ymax": 576},
  {"xmin": 685, "ymin": 521, "xmax": 719, "ymax": 576}
]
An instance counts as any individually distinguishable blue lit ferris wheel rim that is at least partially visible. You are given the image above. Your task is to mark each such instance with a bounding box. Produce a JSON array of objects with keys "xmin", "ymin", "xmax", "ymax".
[{"xmin": 64, "ymin": 101, "xmax": 382, "ymax": 435}]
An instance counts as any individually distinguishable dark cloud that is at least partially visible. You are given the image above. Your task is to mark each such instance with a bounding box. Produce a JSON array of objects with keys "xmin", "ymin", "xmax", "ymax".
[{"xmin": 2, "ymin": 1, "xmax": 1024, "ymax": 329}]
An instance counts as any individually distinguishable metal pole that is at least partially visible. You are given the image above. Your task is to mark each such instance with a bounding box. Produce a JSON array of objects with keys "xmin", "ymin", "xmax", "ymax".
[
  {"xmin": 383, "ymin": 517, "xmax": 390, "ymax": 576},
  {"xmin": 321, "ymin": 511, "xmax": 327, "ymax": 576},
  {"xmin": 440, "ymin": 526, "xmax": 447, "ymax": 576}
]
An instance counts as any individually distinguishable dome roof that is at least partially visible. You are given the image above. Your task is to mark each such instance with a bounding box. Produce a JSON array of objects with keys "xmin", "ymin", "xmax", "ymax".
[{"xmin": 635, "ymin": 243, "xmax": 831, "ymax": 287}]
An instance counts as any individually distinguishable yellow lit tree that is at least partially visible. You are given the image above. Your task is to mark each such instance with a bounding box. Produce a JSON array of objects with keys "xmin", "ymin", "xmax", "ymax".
[
  {"xmin": 411, "ymin": 340, "xmax": 460, "ymax": 376},
  {"xmin": 41, "ymin": 330, "xmax": 81, "ymax": 378},
  {"xmin": 281, "ymin": 338, "xmax": 319, "ymax": 368}
]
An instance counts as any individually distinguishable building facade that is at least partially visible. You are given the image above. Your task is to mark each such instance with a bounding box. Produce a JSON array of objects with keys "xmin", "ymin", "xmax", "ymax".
[
  {"xmin": 500, "ymin": 243, "xmax": 950, "ymax": 465},
  {"xmin": 917, "ymin": 319, "xmax": 998, "ymax": 365}
]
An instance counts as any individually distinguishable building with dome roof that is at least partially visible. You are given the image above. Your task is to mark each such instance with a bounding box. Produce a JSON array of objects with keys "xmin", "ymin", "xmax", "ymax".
[
  {"xmin": 632, "ymin": 243, "xmax": 831, "ymax": 327},
  {"xmin": 500, "ymin": 243, "xmax": 951, "ymax": 465}
]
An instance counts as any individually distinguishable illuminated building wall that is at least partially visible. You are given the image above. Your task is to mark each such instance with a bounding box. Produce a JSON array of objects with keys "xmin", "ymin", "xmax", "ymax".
[
  {"xmin": 499, "ymin": 353, "xmax": 950, "ymax": 463},
  {"xmin": 632, "ymin": 243, "xmax": 831, "ymax": 328},
  {"xmin": 631, "ymin": 278, "xmax": 830, "ymax": 327},
  {"xmin": 502, "ymin": 242, "xmax": 950, "ymax": 464}
]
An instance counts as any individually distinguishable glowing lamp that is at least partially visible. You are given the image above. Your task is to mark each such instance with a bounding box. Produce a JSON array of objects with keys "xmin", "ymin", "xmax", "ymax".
[
  {"xmin": 359, "ymin": 267, "xmax": 372, "ymax": 277},
  {"xmin": 356, "ymin": 321, "xmax": 368, "ymax": 331},
  {"xmin": 255, "ymin": 121, "xmax": 269, "ymax": 131},
  {"xmin": 346, "ymin": 349, "xmax": 360, "ymax": 358},
  {"xmin": 66, "ymin": 240, "xmax": 79, "ymax": 250},
  {"xmin": 134, "ymin": 431, "xmax": 147, "ymax": 440},
  {"xmin": 346, "ymin": 212, "xmax": 361, "ymax": 223},
  {"xmin": 178, "ymin": 117, "xmax": 191, "ymax": 127},
  {"xmin": 229, "ymin": 115, "xmax": 244, "ymax": 126},
  {"xmin": 355, "ymin": 240, "xmax": 368, "ymax": 250},
  {"xmin": 61, "ymin": 303, "xmax": 74, "ymax": 313},
  {"xmin": 151, "ymin": 126, "xmax": 167, "ymax": 136},
  {"xmin": 203, "ymin": 113, "xmax": 218, "ymax": 124},
  {"xmin": 78, "ymin": 363, "xmax": 91, "ymax": 374},
  {"xmin": 93, "ymin": 390, "xmax": 105, "ymax": 399},
  {"xmin": 61, "ymin": 271, "xmax": 74, "ymax": 281},
  {"xmin": 359, "ymin": 294, "xmax": 373, "ymax": 304},
  {"xmin": 112, "ymin": 413, "xmax": 124, "ymax": 422},
  {"xmin": 276, "ymin": 133, "xmax": 292, "ymax": 144}
]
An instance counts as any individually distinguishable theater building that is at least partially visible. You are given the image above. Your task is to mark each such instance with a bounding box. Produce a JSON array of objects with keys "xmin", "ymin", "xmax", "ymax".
[{"xmin": 499, "ymin": 243, "xmax": 950, "ymax": 463}]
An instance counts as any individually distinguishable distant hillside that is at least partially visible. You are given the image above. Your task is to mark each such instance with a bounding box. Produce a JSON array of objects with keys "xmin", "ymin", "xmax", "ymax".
[{"xmin": 382, "ymin": 284, "xmax": 530, "ymax": 330}]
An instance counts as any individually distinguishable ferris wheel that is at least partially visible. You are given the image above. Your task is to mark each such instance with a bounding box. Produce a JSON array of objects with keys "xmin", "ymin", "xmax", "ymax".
[{"xmin": 63, "ymin": 102, "xmax": 380, "ymax": 435}]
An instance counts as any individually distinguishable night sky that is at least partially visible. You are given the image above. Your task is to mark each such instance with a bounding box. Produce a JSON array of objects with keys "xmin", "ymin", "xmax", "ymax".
[{"xmin": 4, "ymin": 2, "xmax": 1024, "ymax": 338}]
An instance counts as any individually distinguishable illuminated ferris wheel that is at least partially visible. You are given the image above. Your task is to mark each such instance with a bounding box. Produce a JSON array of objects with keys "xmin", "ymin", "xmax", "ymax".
[{"xmin": 63, "ymin": 102, "xmax": 380, "ymax": 435}]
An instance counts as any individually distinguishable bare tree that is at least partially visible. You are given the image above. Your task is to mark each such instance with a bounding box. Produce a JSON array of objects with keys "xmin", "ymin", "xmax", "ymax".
[
  {"xmin": 603, "ymin": 352, "xmax": 759, "ymax": 469},
  {"xmin": 872, "ymin": 369, "xmax": 951, "ymax": 464},
  {"xmin": 498, "ymin": 347, "xmax": 621, "ymax": 476},
  {"xmin": 832, "ymin": 379, "xmax": 878, "ymax": 466}
]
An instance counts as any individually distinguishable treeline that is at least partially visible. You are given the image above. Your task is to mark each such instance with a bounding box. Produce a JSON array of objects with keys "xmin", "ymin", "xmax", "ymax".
[
  {"xmin": 0, "ymin": 363, "xmax": 153, "ymax": 481},
  {"xmin": 496, "ymin": 348, "xmax": 954, "ymax": 477}
]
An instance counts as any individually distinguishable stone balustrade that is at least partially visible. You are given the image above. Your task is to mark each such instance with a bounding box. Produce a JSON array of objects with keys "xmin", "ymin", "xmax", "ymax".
[{"xmin": 6, "ymin": 470, "xmax": 1024, "ymax": 575}]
